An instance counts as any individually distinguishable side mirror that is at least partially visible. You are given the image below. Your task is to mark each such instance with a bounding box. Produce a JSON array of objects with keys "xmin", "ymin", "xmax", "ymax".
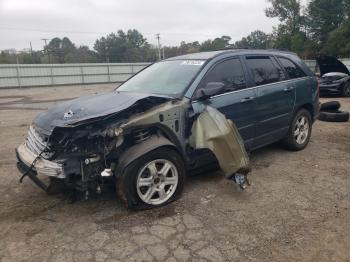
[{"xmin": 194, "ymin": 82, "xmax": 226, "ymax": 100}]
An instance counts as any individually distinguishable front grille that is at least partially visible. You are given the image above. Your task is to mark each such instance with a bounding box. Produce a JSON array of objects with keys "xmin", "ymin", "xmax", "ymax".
[{"xmin": 25, "ymin": 126, "xmax": 54, "ymax": 159}]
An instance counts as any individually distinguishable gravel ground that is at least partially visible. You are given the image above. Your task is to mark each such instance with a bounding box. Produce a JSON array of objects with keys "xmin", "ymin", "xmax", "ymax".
[{"xmin": 0, "ymin": 84, "xmax": 349, "ymax": 262}]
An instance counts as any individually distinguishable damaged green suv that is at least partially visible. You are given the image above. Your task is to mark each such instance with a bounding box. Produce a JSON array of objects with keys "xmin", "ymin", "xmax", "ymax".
[{"xmin": 16, "ymin": 49, "xmax": 319, "ymax": 209}]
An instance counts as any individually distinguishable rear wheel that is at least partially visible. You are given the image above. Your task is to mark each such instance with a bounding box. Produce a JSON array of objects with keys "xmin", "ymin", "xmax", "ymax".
[
  {"xmin": 282, "ymin": 109, "xmax": 312, "ymax": 151},
  {"xmin": 117, "ymin": 147, "xmax": 185, "ymax": 210},
  {"xmin": 341, "ymin": 82, "xmax": 350, "ymax": 97}
]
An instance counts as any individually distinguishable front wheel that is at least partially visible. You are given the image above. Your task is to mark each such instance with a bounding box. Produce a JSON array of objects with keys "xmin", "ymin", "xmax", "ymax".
[
  {"xmin": 282, "ymin": 109, "xmax": 312, "ymax": 151},
  {"xmin": 341, "ymin": 82, "xmax": 350, "ymax": 97},
  {"xmin": 117, "ymin": 147, "xmax": 185, "ymax": 210}
]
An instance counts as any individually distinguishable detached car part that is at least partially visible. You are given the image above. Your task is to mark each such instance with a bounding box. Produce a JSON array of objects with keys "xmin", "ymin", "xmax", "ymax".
[
  {"xmin": 318, "ymin": 101, "xmax": 349, "ymax": 122},
  {"xmin": 318, "ymin": 110, "xmax": 349, "ymax": 122},
  {"xmin": 189, "ymin": 106, "xmax": 250, "ymax": 178},
  {"xmin": 320, "ymin": 101, "xmax": 341, "ymax": 112},
  {"xmin": 318, "ymin": 101, "xmax": 350, "ymax": 123}
]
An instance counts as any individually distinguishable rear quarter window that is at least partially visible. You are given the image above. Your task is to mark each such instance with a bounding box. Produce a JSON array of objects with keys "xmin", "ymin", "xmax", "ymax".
[{"xmin": 278, "ymin": 57, "xmax": 307, "ymax": 79}]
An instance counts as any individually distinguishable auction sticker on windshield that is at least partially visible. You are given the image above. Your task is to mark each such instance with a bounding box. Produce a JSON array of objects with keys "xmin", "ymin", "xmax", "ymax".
[{"xmin": 181, "ymin": 60, "xmax": 205, "ymax": 66}]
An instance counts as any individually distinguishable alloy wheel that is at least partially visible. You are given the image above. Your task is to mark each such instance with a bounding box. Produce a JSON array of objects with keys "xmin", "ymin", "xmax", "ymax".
[
  {"xmin": 136, "ymin": 159, "xmax": 178, "ymax": 205},
  {"xmin": 294, "ymin": 115, "xmax": 310, "ymax": 145}
]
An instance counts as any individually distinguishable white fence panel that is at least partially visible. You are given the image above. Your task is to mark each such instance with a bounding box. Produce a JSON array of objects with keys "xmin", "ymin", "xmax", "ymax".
[
  {"xmin": 0, "ymin": 63, "xmax": 149, "ymax": 88},
  {"xmin": 1, "ymin": 59, "xmax": 349, "ymax": 89}
]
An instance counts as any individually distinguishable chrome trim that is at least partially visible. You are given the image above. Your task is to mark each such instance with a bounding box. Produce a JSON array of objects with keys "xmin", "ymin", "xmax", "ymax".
[
  {"xmin": 30, "ymin": 126, "xmax": 46, "ymax": 147},
  {"xmin": 259, "ymin": 113, "xmax": 290, "ymax": 123},
  {"xmin": 192, "ymin": 86, "xmax": 257, "ymax": 103},
  {"xmin": 25, "ymin": 125, "xmax": 53, "ymax": 159},
  {"xmin": 192, "ymin": 76, "xmax": 310, "ymax": 103},
  {"xmin": 17, "ymin": 143, "xmax": 65, "ymax": 178}
]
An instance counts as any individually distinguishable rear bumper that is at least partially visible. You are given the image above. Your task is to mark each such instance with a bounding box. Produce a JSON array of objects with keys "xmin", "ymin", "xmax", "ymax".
[{"xmin": 16, "ymin": 143, "xmax": 65, "ymax": 178}]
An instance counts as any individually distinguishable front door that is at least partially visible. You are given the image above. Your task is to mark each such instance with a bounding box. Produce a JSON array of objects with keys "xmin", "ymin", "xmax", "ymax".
[{"xmin": 191, "ymin": 57, "xmax": 256, "ymax": 147}]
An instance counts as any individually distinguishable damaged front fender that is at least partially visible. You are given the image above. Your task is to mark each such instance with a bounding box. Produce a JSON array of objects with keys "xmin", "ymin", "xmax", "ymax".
[
  {"xmin": 189, "ymin": 106, "xmax": 250, "ymax": 178},
  {"xmin": 115, "ymin": 134, "xmax": 178, "ymax": 177}
]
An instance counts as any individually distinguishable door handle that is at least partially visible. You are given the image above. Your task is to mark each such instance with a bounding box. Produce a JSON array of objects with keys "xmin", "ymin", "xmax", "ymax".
[
  {"xmin": 240, "ymin": 96, "xmax": 254, "ymax": 103},
  {"xmin": 283, "ymin": 86, "xmax": 295, "ymax": 92}
]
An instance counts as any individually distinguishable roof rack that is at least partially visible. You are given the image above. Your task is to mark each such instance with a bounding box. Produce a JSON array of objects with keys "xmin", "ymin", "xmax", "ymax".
[{"xmin": 214, "ymin": 47, "xmax": 249, "ymax": 51}]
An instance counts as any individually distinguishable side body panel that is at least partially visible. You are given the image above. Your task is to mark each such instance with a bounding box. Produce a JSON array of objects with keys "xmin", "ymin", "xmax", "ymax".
[
  {"xmin": 190, "ymin": 55, "xmax": 257, "ymax": 148},
  {"xmin": 191, "ymin": 87, "xmax": 256, "ymax": 146},
  {"xmin": 253, "ymin": 79, "xmax": 296, "ymax": 147}
]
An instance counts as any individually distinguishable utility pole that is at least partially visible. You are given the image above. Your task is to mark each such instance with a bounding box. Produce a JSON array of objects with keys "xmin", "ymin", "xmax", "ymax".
[
  {"xmin": 29, "ymin": 42, "xmax": 33, "ymax": 57},
  {"xmin": 41, "ymin": 38, "xmax": 51, "ymax": 63},
  {"xmin": 162, "ymin": 47, "xmax": 165, "ymax": 60},
  {"xmin": 15, "ymin": 51, "xmax": 22, "ymax": 88},
  {"xmin": 155, "ymin": 33, "xmax": 161, "ymax": 61}
]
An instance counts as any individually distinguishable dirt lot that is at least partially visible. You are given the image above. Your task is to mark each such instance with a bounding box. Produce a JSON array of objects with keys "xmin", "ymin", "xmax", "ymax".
[{"xmin": 0, "ymin": 84, "xmax": 349, "ymax": 262}]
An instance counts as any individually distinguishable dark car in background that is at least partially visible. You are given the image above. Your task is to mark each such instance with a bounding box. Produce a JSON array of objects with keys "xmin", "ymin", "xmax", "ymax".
[
  {"xmin": 317, "ymin": 55, "xmax": 350, "ymax": 97},
  {"xmin": 16, "ymin": 49, "xmax": 319, "ymax": 209}
]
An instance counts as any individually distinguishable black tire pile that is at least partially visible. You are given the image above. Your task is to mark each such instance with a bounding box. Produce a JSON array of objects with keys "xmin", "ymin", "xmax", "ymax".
[{"xmin": 318, "ymin": 101, "xmax": 350, "ymax": 122}]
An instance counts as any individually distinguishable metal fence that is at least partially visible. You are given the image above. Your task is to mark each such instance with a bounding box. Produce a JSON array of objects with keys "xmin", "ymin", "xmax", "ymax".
[
  {"xmin": 1, "ymin": 59, "xmax": 350, "ymax": 88},
  {"xmin": 0, "ymin": 63, "xmax": 150, "ymax": 88}
]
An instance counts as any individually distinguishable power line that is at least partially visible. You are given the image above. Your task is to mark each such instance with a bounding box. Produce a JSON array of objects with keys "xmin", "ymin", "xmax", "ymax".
[
  {"xmin": 41, "ymin": 38, "xmax": 51, "ymax": 63},
  {"xmin": 0, "ymin": 26, "xmax": 216, "ymax": 38}
]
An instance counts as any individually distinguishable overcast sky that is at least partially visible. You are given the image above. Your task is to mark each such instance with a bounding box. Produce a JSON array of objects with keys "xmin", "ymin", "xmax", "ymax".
[{"xmin": 0, "ymin": 0, "xmax": 288, "ymax": 51}]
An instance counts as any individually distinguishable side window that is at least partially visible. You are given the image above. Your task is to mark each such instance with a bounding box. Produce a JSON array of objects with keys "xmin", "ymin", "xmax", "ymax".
[
  {"xmin": 200, "ymin": 58, "xmax": 246, "ymax": 92},
  {"xmin": 278, "ymin": 57, "xmax": 307, "ymax": 79},
  {"xmin": 245, "ymin": 56, "xmax": 285, "ymax": 86}
]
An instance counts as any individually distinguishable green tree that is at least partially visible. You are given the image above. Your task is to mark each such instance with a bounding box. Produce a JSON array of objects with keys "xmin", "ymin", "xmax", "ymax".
[
  {"xmin": 322, "ymin": 20, "xmax": 350, "ymax": 57},
  {"xmin": 94, "ymin": 29, "xmax": 150, "ymax": 62},
  {"xmin": 64, "ymin": 46, "xmax": 99, "ymax": 63},
  {"xmin": 265, "ymin": 0, "xmax": 311, "ymax": 55},
  {"xmin": 234, "ymin": 30, "xmax": 272, "ymax": 49},
  {"xmin": 306, "ymin": 0, "xmax": 346, "ymax": 45},
  {"xmin": 46, "ymin": 37, "xmax": 77, "ymax": 63},
  {"xmin": 265, "ymin": 0, "xmax": 304, "ymax": 34},
  {"xmin": 199, "ymin": 36, "xmax": 232, "ymax": 51}
]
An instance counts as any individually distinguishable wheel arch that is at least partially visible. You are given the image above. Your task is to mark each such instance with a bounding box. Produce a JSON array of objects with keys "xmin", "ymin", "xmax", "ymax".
[
  {"xmin": 295, "ymin": 103, "xmax": 314, "ymax": 120},
  {"xmin": 115, "ymin": 134, "xmax": 184, "ymax": 178}
]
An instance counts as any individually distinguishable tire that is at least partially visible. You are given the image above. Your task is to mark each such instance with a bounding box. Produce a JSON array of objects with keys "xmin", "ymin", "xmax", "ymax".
[
  {"xmin": 116, "ymin": 147, "xmax": 185, "ymax": 210},
  {"xmin": 282, "ymin": 109, "xmax": 312, "ymax": 151},
  {"xmin": 320, "ymin": 101, "xmax": 341, "ymax": 112},
  {"xmin": 318, "ymin": 110, "xmax": 349, "ymax": 122},
  {"xmin": 341, "ymin": 82, "xmax": 350, "ymax": 97}
]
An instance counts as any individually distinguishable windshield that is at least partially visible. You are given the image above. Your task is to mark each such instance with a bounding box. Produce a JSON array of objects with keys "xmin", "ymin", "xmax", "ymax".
[{"xmin": 117, "ymin": 60, "xmax": 205, "ymax": 96}]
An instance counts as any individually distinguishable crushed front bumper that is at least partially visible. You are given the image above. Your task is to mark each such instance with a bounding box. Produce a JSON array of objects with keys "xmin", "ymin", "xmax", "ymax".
[{"xmin": 16, "ymin": 143, "xmax": 65, "ymax": 191}]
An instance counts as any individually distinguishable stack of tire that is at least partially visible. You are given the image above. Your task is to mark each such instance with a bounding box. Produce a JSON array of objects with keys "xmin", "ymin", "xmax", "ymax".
[{"xmin": 318, "ymin": 101, "xmax": 350, "ymax": 122}]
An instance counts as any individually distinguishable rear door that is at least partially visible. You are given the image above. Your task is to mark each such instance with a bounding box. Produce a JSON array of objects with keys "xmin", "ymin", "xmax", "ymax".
[
  {"xmin": 191, "ymin": 57, "xmax": 256, "ymax": 146},
  {"xmin": 243, "ymin": 55, "xmax": 296, "ymax": 148}
]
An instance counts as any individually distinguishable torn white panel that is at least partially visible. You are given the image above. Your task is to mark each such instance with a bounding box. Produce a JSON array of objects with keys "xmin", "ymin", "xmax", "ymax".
[{"xmin": 189, "ymin": 106, "xmax": 250, "ymax": 178}]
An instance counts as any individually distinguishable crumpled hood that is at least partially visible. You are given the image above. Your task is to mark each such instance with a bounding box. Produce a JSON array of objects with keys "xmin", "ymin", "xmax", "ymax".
[
  {"xmin": 317, "ymin": 55, "xmax": 350, "ymax": 76},
  {"xmin": 33, "ymin": 91, "xmax": 170, "ymax": 132}
]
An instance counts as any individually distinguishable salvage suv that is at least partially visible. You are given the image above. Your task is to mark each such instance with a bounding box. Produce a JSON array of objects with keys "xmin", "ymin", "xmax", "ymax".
[{"xmin": 16, "ymin": 49, "xmax": 319, "ymax": 209}]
